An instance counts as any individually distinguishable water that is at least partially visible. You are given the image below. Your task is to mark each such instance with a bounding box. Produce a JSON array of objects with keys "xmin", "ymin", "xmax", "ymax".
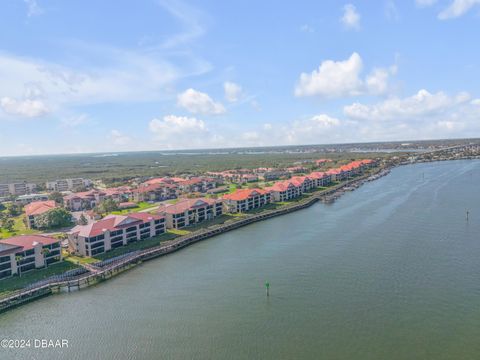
[{"xmin": 1, "ymin": 160, "xmax": 480, "ymax": 360}]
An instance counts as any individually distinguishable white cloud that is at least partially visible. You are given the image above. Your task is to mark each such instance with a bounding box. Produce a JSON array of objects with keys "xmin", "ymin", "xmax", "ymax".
[
  {"xmin": 438, "ymin": 0, "xmax": 480, "ymax": 19},
  {"xmin": 0, "ymin": 97, "xmax": 49, "ymax": 118},
  {"xmin": 415, "ymin": 0, "xmax": 437, "ymax": 7},
  {"xmin": 177, "ymin": 88, "xmax": 225, "ymax": 115},
  {"xmin": 149, "ymin": 114, "xmax": 212, "ymax": 149},
  {"xmin": 157, "ymin": 0, "xmax": 206, "ymax": 48},
  {"xmin": 344, "ymin": 89, "xmax": 471, "ymax": 121},
  {"xmin": 24, "ymin": 0, "xmax": 43, "ymax": 17},
  {"xmin": 108, "ymin": 130, "xmax": 132, "ymax": 146},
  {"xmin": 295, "ymin": 52, "xmax": 363, "ymax": 97},
  {"xmin": 224, "ymin": 81, "xmax": 243, "ymax": 102},
  {"xmin": 366, "ymin": 68, "xmax": 391, "ymax": 95},
  {"xmin": 0, "ymin": 49, "xmax": 183, "ymax": 110},
  {"xmin": 295, "ymin": 52, "xmax": 396, "ymax": 98},
  {"xmin": 341, "ymin": 4, "xmax": 361, "ymax": 30},
  {"xmin": 471, "ymin": 99, "xmax": 480, "ymax": 105}
]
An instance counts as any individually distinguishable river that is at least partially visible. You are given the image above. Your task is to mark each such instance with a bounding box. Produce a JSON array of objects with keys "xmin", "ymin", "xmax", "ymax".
[{"xmin": 1, "ymin": 160, "xmax": 480, "ymax": 360}]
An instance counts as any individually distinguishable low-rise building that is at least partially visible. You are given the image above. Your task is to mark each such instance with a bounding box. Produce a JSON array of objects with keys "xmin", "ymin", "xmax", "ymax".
[
  {"xmin": 290, "ymin": 176, "xmax": 315, "ymax": 192},
  {"xmin": 46, "ymin": 178, "xmax": 92, "ymax": 192},
  {"xmin": 15, "ymin": 193, "xmax": 49, "ymax": 205},
  {"xmin": 266, "ymin": 181, "xmax": 302, "ymax": 202},
  {"xmin": 67, "ymin": 212, "xmax": 166, "ymax": 257},
  {"xmin": 158, "ymin": 198, "xmax": 223, "ymax": 229},
  {"xmin": 308, "ymin": 172, "xmax": 332, "ymax": 187},
  {"xmin": 177, "ymin": 177, "xmax": 217, "ymax": 193},
  {"xmin": 24, "ymin": 200, "xmax": 57, "ymax": 229},
  {"xmin": 222, "ymin": 188, "xmax": 271, "ymax": 213},
  {"xmin": 131, "ymin": 183, "xmax": 178, "ymax": 202},
  {"xmin": 0, "ymin": 235, "xmax": 62, "ymax": 280},
  {"xmin": 0, "ymin": 182, "xmax": 37, "ymax": 197}
]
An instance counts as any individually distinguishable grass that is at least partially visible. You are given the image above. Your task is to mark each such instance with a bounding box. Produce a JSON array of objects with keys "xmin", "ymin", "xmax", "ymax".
[
  {"xmin": 94, "ymin": 232, "xmax": 178, "ymax": 260},
  {"xmin": 110, "ymin": 202, "xmax": 156, "ymax": 215},
  {"xmin": 0, "ymin": 261, "xmax": 80, "ymax": 297},
  {"xmin": 64, "ymin": 254, "xmax": 99, "ymax": 265},
  {"xmin": 0, "ymin": 214, "xmax": 40, "ymax": 239}
]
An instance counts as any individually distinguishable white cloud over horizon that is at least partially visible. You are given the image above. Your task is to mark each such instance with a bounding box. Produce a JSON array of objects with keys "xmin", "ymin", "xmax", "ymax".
[
  {"xmin": 177, "ymin": 88, "xmax": 226, "ymax": 115},
  {"xmin": 0, "ymin": 97, "xmax": 50, "ymax": 118},
  {"xmin": 294, "ymin": 52, "xmax": 396, "ymax": 98}
]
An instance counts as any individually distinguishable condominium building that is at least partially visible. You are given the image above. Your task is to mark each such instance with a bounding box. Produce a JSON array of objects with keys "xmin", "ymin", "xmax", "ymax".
[
  {"xmin": 222, "ymin": 189, "xmax": 271, "ymax": 213},
  {"xmin": 289, "ymin": 176, "xmax": 315, "ymax": 192},
  {"xmin": 131, "ymin": 183, "xmax": 178, "ymax": 202},
  {"xmin": 308, "ymin": 172, "xmax": 332, "ymax": 187},
  {"xmin": 15, "ymin": 193, "xmax": 50, "ymax": 205},
  {"xmin": 24, "ymin": 200, "xmax": 57, "ymax": 229},
  {"xmin": 0, "ymin": 182, "xmax": 37, "ymax": 197},
  {"xmin": 46, "ymin": 178, "xmax": 92, "ymax": 192},
  {"xmin": 266, "ymin": 181, "xmax": 302, "ymax": 202},
  {"xmin": 0, "ymin": 235, "xmax": 62, "ymax": 280},
  {"xmin": 64, "ymin": 188, "xmax": 131, "ymax": 211},
  {"xmin": 158, "ymin": 198, "xmax": 223, "ymax": 229},
  {"xmin": 67, "ymin": 212, "xmax": 166, "ymax": 257}
]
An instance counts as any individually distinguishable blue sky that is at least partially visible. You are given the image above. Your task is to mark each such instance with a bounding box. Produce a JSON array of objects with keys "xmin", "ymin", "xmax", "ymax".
[{"xmin": 0, "ymin": 0, "xmax": 479, "ymax": 155}]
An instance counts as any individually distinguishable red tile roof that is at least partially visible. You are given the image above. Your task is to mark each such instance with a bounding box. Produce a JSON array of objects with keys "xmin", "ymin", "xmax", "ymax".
[
  {"xmin": 69, "ymin": 212, "xmax": 164, "ymax": 238},
  {"xmin": 24, "ymin": 200, "xmax": 57, "ymax": 216},
  {"xmin": 265, "ymin": 181, "xmax": 299, "ymax": 192},
  {"xmin": 1, "ymin": 235, "xmax": 59, "ymax": 251},
  {"xmin": 223, "ymin": 188, "xmax": 270, "ymax": 201},
  {"xmin": 158, "ymin": 198, "xmax": 218, "ymax": 215},
  {"xmin": 309, "ymin": 171, "xmax": 328, "ymax": 179}
]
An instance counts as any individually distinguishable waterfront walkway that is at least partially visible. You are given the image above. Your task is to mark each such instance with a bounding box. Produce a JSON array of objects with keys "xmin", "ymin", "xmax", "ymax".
[{"xmin": 0, "ymin": 170, "xmax": 383, "ymax": 313}]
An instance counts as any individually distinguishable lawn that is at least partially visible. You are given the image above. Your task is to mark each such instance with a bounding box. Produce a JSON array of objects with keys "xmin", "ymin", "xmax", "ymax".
[
  {"xmin": 0, "ymin": 261, "xmax": 80, "ymax": 297},
  {"xmin": 110, "ymin": 202, "xmax": 157, "ymax": 215},
  {"xmin": 94, "ymin": 231, "xmax": 178, "ymax": 260},
  {"xmin": 0, "ymin": 214, "xmax": 40, "ymax": 239}
]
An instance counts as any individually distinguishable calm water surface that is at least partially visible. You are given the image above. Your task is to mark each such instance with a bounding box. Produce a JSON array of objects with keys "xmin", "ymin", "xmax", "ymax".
[{"xmin": 1, "ymin": 160, "xmax": 480, "ymax": 360}]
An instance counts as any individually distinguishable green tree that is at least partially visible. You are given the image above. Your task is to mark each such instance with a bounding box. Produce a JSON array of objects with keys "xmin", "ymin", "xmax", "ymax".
[
  {"xmin": 34, "ymin": 208, "xmax": 73, "ymax": 229},
  {"xmin": 6, "ymin": 203, "xmax": 22, "ymax": 217},
  {"xmin": 78, "ymin": 213, "xmax": 88, "ymax": 225},
  {"xmin": 41, "ymin": 248, "xmax": 51, "ymax": 267},
  {"xmin": 48, "ymin": 191, "xmax": 64, "ymax": 205},
  {"xmin": 15, "ymin": 255, "xmax": 24, "ymax": 277},
  {"xmin": 95, "ymin": 198, "xmax": 118, "ymax": 215}
]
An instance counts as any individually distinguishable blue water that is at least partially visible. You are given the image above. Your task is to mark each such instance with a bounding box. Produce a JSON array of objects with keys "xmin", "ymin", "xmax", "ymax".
[{"xmin": 1, "ymin": 160, "xmax": 480, "ymax": 360}]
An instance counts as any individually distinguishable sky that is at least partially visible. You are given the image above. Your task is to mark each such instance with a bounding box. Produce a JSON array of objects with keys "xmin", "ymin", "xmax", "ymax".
[{"xmin": 0, "ymin": 0, "xmax": 479, "ymax": 156}]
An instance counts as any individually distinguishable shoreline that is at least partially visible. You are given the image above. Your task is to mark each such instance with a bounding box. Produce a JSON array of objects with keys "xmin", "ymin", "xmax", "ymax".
[
  {"xmin": 1, "ymin": 157, "xmax": 477, "ymax": 313},
  {"xmin": 0, "ymin": 166, "xmax": 388, "ymax": 313}
]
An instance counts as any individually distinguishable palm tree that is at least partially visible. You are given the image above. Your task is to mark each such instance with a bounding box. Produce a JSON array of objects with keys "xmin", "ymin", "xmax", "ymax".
[
  {"xmin": 15, "ymin": 255, "xmax": 24, "ymax": 277},
  {"xmin": 41, "ymin": 248, "xmax": 51, "ymax": 268}
]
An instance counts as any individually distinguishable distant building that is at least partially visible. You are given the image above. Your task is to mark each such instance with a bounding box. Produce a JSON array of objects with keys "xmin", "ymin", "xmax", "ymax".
[
  {"xmin": 158, "ymin": 198, "xmax": 223, "ymax": 229},
  {"xmin": 131, "ymin": 183, "xmax": 178, "ymax": 202},
  {"xmin": 0, "ymin": 182, "xmax": 37, "ymax": 197},
  {"xmin": 24, "ymin": 200, "xmax": 57, "ymax": 229},
  {"xmin": 64, "ymin": 188, "xmax": 131, "ymax": 211},
  {"xmin": 15, "ymin": 193, "xmax": 49, "ymax": 205},
  {"xmin": 67, "ymin": 213, "xmax": 166, "ymax": 257},
  {"xmin": 46, "ymin": 178, "xmax": 92, "ymax": 192},
  {"xmin": 222, "ymin": 189, "xmax": 271, "ymax": 213},
  {"xmin": 0, "ymin": 235, "xmax": 62, "ymax": 280}
]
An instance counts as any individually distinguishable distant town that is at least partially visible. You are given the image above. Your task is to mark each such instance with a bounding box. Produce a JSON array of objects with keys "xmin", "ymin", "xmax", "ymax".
[{"xmin": 1, "ymin": 140, "xmax": 479, "ymax": 310}]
